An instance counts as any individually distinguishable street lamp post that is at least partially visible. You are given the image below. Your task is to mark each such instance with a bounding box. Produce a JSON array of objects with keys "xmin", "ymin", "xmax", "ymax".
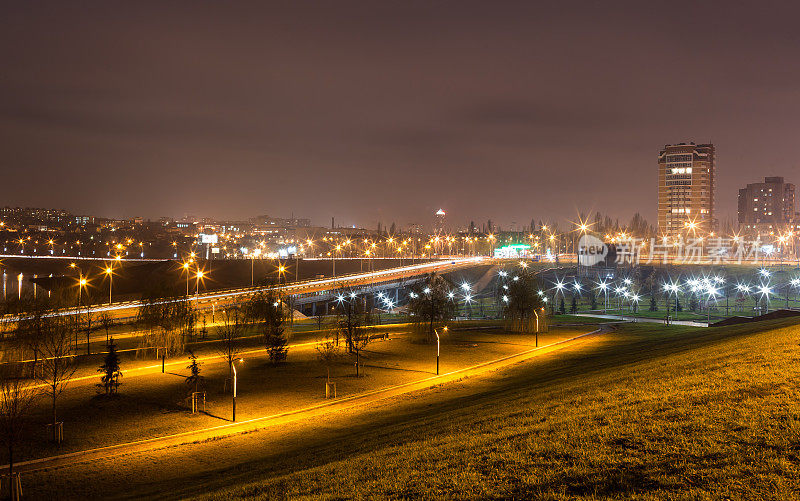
[
  {"xmin": 333, "ymin": 245, "xmax": 341, "ymax": 287},
  {"xmin": 77, "ymin": 275, "xmax": 87, "ymax": 350},
  {"xmin": 183, "ymin": 262, "xmax": 191, "ymax": 296},
  {"xmin": 77, "ymin": 275, "xmax": 87, "ymax": 308},
  {"xmin": 434, "ymin": 326, "xmax": 447, "ymax": 375},
  {"xmin": 104, "ymin": 265, "xmax": 113, "ymax": 305},
  {"xmin": 195, "ymin": 270, "xmax": 204, "ymax": 299},
  {"xmin": 278, "ymin": 264, "xmax": 286, "ymax": 287},
  {"xmin": 598, "ymin": 281, "xmax": 608, "ymax": 314},
  {"xmin": 759, "ymin": 284, "xmax": 771, "ymax": 314},
  {"xmin": 532, "ymin": 308, "xmax": 543, "ymax": 347},
  {"xmin": 705, "ymin": 286, "xmax": 718, "ymax": 324},
  {"xmin": 615, "ymin": 287, "xmax": 625, "ymax": 321},
  {"xmin": 231, "ymin": 360, "xmax": 238, "ymax": 422}
]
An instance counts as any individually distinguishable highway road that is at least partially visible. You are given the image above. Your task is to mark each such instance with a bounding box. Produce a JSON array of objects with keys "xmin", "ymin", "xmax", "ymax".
[{"xmin": 1, "ymin": 257, "xmax": 486, "ymax": 324}]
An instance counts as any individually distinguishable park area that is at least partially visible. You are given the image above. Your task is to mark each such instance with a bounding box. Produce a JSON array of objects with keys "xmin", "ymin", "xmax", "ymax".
[
  {"xmin": 9, "ymin": 314, "xmax": 800, "ymax": 499},
  {"xmin": 4, "ymin": 264, "xmax": 800, "ymax": 500},
  {"xmin": 4, "ymin": 314, "xmax": 591, "ymax": 470}
]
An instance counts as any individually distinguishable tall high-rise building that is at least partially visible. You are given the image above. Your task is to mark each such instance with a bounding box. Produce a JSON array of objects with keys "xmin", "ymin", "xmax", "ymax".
[
  {"xmin": 657, "ymin": 142, "xmax": 715, "ymax": 239},
  {"xmin": 435, "ymin": 208, "xmax": 446, "ymax": 233},
  {"xmin": 737, "ymin": 176, "xmax": 795, "ymax": 236}
]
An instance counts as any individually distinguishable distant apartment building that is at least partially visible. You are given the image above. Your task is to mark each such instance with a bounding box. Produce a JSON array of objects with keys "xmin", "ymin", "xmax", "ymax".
[
  {"xmin": 657, "ymin": 142, "xmax": 716, "ymax": 239},
  {"xmin": 738, "ymin": 177, "xmax": 795, "ymax": 236},
  {"xmin": 250, "ymin": 215, "xmax": 311, "ymax": 229}
]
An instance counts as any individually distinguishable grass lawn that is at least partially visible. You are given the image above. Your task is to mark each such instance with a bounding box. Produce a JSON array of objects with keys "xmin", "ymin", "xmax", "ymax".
[{"xmin": 194, "ymin": 318, "xmax": 800, "ymax": 500}]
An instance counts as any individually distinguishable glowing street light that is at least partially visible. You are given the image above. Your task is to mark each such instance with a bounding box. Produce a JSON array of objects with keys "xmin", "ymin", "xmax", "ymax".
[
  {"xmin": 596, "ymin": 280, "xmax": 609, "ymax": 313},
  {"xmin": 614, "ymin": 286, "xmax": 626, "ymax": 320},
  {"xmin": 630, "ymin": 293, "xmax": 641, "ymax": 321},
  {"xmin": 662, "ymin": 282, "xmax": 680, "ymax": 325},
  {"xmin": 278, "ymin": 264, "xmax": 287, "ymax": 286},
  {"xmin": 77, "ymin": 275, "xmax": 88, "ymax": 308},
  {"xmin": 182, "ymin": 262, "xmax": 192, "ymax": 296},
  {"xmin": 104, "ymin": 265, "xmax": 114, "ymax": 305},
  {"xmin": 704, "ymin": 285, "xmax": 719, "ymax": 324},
  {"xmin": 758, "ymin": 284, "xmax": 772, "ymax": 313},
  {"xmin": 195, "ymin": 270, "xmax": 205, "ymax": 297},
  {"xmin": 231, "ymin": 358, "xmax": 244, "ymax": 422}
]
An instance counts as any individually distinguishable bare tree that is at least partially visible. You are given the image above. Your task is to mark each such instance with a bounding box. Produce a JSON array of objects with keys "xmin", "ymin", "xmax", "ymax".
[
  {"xmin": 316, "ymin": 333, "xmax": 341, "ymax": 383},
  {"xmin": 351, "ymin": 313, "xmax": 373, "ymax": 377},
  {"xmin": 37, "ymin": 316, "xmax": 77, "ymax": 441},
  {"xmin": 407, "ymin": 274, "xmax": 457, "ymax": 342},
  {"xmin": 16, "ymin": 296, "xmax": 49, "ymax": 369},
  {"xmin": 136, "ymin": 293, "xmax": 185, "ymax": 368},
  {"xmin": 333, "ymin": 288, "xmax": 366, "ymax": 353},
  {"xmin": 0, "ymin": 364, "xmax": 38, "ymax": 483},
  {"xmin": 98, "ymin": 312, "xmax": 114, "ymax": 346},
  {"xmin": 156, "ymin": 302, "xmax": 186, "ymax": 358},
  {"xmin": 216, "ymin": 305, "xmax": 245, "ymax": 392},
  {"xmin": 500, "ymin": 268, "xmax": 545, "ymax": 334},
  {"xmin": 315, "ymin": 312, "xmax": 328, "ymax": 332},
  {"xmin": 171, "ymin": 298, "xmax": 195, "ymax": 343}
]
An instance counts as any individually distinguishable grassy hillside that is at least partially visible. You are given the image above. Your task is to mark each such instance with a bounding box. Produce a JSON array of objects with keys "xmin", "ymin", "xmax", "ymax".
[{"xmin": 205, "ymin": 319, "xmax": 800, "ymax": 500}]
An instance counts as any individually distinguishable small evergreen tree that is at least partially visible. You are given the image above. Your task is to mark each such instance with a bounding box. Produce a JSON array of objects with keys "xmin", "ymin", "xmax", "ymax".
[
  {"xmin": 559, "ymin": 297, "xmax": 566, "ymax": 315},
  {"xmin": 265, "ymin": 293, "xmax": 289, "ymax": 364},
  {"xmin": 185, "ymin": 350, "xmax": 204, "ymax": 394},
  {"xmin": 590, "ymin": 294, "xmax": 597, "ymax": 310},
  {"xmin": 200, "ymin": 317, "xmax": 208, "ymax": 339},
  {"xmin": 570, "ymin": 296, "xmax": 578, "ymax": 313},
  {"xmin": 676, "ymin": 298, "xmax": 683, "ymax": 312},
  {"xmin": 649, "ymin": 295, "xmax": 658, "ymax": 312},
  {"xmin": 266, "ymin": 327, "xmax": 289, "ymax": 364},
  {"xmin": 98, "ymin": 338, "xmax": 122, "ymax": 395},
  {"xmin": 689, "ymin": 293, "xmax": 699, "ymax": 312}
]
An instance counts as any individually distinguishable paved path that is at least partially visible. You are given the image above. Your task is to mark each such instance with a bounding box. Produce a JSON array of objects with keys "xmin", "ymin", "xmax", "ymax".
[{"xmin": 574, "ymin": 313, "xmax": 707, "ymax": 327}]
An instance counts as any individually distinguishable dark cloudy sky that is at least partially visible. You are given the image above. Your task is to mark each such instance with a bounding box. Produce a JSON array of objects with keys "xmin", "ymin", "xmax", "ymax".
[{"xmin": 2, "ymin": 1, "xmax": 799, "ymax": 229}]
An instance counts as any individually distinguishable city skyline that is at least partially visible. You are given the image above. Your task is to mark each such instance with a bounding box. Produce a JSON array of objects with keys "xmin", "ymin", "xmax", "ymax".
[
  {"xmin": 4, "ymin": 2, "xmax": 800, "ymax": 226},
  {"xmin": 5, "ymin": 4, "xmax": 800, "ymax": 499}
]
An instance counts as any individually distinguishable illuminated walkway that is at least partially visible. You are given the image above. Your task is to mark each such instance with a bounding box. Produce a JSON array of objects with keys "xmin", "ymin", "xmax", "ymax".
[{"xmin": 574, "ymin": 313, "xmax": 707, "ymax": 327}]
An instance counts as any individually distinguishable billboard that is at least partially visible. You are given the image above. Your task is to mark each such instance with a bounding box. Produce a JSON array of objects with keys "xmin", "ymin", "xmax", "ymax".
[{"xmin": 199, "ymin": 233, "xmax": 218, "ymax": 244}]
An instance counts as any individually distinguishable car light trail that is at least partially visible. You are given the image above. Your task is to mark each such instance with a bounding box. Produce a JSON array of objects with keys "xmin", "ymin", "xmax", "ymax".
[{"xmin": 1, "ymin": 257, "xmax": 485, "ymax": 323}]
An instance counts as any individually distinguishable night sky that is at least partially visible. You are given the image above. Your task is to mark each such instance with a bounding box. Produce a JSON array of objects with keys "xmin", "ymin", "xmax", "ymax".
[{"xmin": 2, "ymin": 1, "xmax": 799, "ymax": 229}]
